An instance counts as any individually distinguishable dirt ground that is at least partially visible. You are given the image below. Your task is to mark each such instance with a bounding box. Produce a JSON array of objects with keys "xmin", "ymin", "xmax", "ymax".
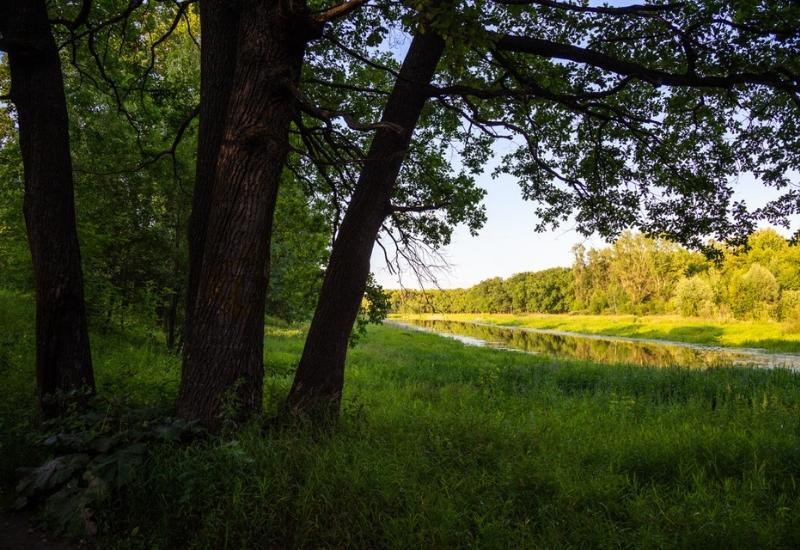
[{"xmin": 0, "ymin": 512, "xmax": 86, "ymax": 550}]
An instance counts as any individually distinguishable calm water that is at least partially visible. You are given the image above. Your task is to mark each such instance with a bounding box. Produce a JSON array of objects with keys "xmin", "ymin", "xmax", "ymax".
[{"xmin": 392, "ymin": 319, "xmax": 800, "ymax": 370}]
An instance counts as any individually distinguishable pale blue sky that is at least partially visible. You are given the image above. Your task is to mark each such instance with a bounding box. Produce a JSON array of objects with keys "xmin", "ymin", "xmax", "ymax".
[
  {"xmin": 372, "ymin": 168, "xmax": 797, "ymax": 290},
  {"xmin": 366, "ymin": 1, "xmax": 797, "ymax": 289}
]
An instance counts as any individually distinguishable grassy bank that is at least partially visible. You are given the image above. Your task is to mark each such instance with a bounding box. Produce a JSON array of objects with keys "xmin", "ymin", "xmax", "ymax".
[
  {"xmin": 3, "ymin": 290, "xmax": 800, "ymax": 547},
  {"xmin": 395, "ymin": 312, "xmax": 800, "ymax": 353}
]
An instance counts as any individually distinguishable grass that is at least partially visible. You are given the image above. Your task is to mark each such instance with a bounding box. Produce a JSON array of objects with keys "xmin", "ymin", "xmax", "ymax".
[
  {"xmin": 396, "ymin": 312, "xmax": 800, "ymax": 353},
  {"xmin": 3, "ymin": 289, "xmax": 800, "ymax": 548}
]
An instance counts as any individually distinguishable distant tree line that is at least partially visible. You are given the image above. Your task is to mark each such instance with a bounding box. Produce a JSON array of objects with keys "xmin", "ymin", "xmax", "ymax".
[
  {"xmin": 390, "ymin": 267, "xmax": 573, "ymax": 315},
  {"xmin": 390, "ymin": 229, "xmax": 800, "ymax": 323}
]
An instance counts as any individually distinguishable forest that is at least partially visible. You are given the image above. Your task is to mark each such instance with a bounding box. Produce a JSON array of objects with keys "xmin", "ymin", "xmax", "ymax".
[
  {"xmin": 1, "ymin": 0, "xmax": 800, "ymax": 547},
  {"xmin": 390, "ymin": 229, "xmax": 800, "ymax": 322}
]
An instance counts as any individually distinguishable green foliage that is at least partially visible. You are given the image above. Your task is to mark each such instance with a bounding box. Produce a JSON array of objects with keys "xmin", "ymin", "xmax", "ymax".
[
  {"xmin": 58, "ymin": 4, "xmax": 200, "ymax": 332},
  {"xmin": 14, "ymin": 397, "xmax": 203, "ymax": 537},
  {"xmin": 780, "ymin": 290, "xmax": 800, "ymax": 324},
  {"xmin": 0, "ymin": 8, "xmax": 330, "ymax": 333},
  {"xmin": 391, "ymin": 268, "xmax": 572, "ymax": 315},
  {"xmin": 351, "ymin": 274, "xmax": 391, "ymax": 347},
  {"xmin": 731, "ymin": 264, "xmax": 779, "ymax": 320},
  {"xmin": 674, "ymin": 276, "xmax": 715, "ymax": 317},
  {"xmin": 0, "ymin": 59, "xmax": 30, "ymax": 291},
  {"xmin": 392, "ymin": 230, "xmax": 800, "ymax": 322},
  {"xmin": 4, "ymin": 291, "xmax": 800, "ymax": 546},
  {"xmin": 267, "ymin": 176, "xmax": 331, "ymax": 322}
]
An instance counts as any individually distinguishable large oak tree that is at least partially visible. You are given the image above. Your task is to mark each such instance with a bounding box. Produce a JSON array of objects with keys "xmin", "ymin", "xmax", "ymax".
[{"xmin": 284, "ymin": 0, "xmax": 799, "ymax": 419}]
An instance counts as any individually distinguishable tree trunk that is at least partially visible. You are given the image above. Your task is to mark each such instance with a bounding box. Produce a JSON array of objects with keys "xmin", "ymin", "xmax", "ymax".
[
  {"xmin": 184, "ymin": 0, "xmax": 241, "ymax": 336},
  {"xmin": 2, "ymin": 0, "xmax": 95, "ymax": 416},
  {"xmin": 285, "ymin": 28, "xmax": 445, "ymax": 419},
  {"xmin": 177, "ymin": 0, "xmax": 309, "ymax": 431}
]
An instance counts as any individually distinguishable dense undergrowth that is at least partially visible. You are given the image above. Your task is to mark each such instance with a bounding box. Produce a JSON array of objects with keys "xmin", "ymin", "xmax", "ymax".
[{"xmin": 3, "ymin": 290, "xmax": 800, "ymax": 548}]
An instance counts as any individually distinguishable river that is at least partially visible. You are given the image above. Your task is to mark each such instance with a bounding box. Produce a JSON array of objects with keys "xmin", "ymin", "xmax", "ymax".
[{"xmin": 390, "ymin": 319, "xmax": 800, "ymax": 370}]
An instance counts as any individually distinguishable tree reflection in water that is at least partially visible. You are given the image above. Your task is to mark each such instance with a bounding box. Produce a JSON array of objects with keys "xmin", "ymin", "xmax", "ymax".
[{"xmin": 396, "ymin": 320, "xmax": 800, "ymax": 370}]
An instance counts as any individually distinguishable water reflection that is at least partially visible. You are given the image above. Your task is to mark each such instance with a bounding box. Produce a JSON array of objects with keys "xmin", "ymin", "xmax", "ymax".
[{"xmin": 393, "ymin": 320, "xmax": 800, "ymax": 370}]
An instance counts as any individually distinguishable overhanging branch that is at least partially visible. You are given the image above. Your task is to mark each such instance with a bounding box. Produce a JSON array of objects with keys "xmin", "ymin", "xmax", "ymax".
[
  {"xmin": 492, "ymin": 0, "xmax": 684, "ymax": 16},
  {"xmin": 493, "ymin": 33, "xmax": 800, "ymax": 96},
  {"xmin": 313, "ymin": 0, "xmax": 367, "ymax": 23},
  {"xmin": 49, "ymin": 0, "xmax": 93, "ymax": 30}
]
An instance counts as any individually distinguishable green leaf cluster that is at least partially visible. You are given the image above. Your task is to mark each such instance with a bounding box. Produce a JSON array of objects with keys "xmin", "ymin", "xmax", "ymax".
[{"xmin": 14, "ymin": 396, "xmax": 204, "ymax": 537}]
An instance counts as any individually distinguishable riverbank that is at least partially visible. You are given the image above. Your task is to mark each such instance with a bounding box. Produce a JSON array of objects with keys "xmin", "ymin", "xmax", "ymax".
[
  {"xmin": 394, "ymin": 313, "xmax": 800, "ymax": 353},
  {"xmin": 3, "ymin": 291, "xmax": 800, "ymax": 547}
]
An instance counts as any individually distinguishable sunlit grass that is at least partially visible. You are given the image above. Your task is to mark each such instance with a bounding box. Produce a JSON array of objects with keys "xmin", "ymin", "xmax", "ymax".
[
  {"xmin": 396, "ymin": 312, "xmax": 800, "ymax": 353},
  {"xmin": 3, "ymin": 290, "xmax": 800, "ymax": 548}
]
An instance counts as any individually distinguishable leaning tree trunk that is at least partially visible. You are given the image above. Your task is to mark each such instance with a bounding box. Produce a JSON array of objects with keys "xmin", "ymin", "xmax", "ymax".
[
  {"xmin": 184, "ymin": 0, "xmax": 241, "ymax": 335},
  {"xmin": 2, "ymin": 0, "xmax": 95, "ymax": 416},
  {"xmin": 285, "ymin": 28, "xmax": 445, "ymax": 419},
  {"xmin": 177, "ymin": 0, "xmax": 309, "ymax": 431}
]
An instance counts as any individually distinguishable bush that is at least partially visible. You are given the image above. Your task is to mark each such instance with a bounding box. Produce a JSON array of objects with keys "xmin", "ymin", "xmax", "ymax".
[
  {"xmin": 779, "ymin": 290, "xmax": 800, "ymax": 333},
  {"xmin": 780, "ymin": 290, "xmax": 800, "ymax": 321},
  {"xmin": 673, "ymin": 276, "xmax": 715, "ymax": 317},
  {"xmin": 14, "ymin": 398, "xmax": 204, "ymax": 537},
  {"xmin": 730, "ymin": 264, "xmax": 779, "ymax": 320},
  {"xmin": 588, "ymin": 290, "xmax": 609, "ymax": 314}
]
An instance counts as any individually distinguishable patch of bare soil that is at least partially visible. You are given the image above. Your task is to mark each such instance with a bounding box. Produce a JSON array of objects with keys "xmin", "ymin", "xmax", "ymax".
[{"xmin": 0, "ymin": 512, "xmax": 89, "ymax": 550}]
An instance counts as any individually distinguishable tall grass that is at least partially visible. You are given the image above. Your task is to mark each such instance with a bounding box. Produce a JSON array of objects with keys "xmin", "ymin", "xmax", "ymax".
[{"xmin": 2, "ymin": 291, "xmax": 800, "ymax": 548}]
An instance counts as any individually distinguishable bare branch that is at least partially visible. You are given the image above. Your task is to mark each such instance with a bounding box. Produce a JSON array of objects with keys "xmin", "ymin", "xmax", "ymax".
[
  {"xmin": 73, "ymin": 104, "xmax": 199, "ymax": 177},
  {"xmin": 492, "ymin": 0, "xmax": 684, "ymax": 16},
  {"xmin": 324, "ymin": 31, "xmax": 400, "ymax": 79},
  {"xmin": 313, "ymin": 0, "xmax": 367, "ymax": 23},
  {"xmin": 58, "ymin": 0, "xmax": 146, "ymax": 50},
  {"xmin": 493, "ymin": 33, "xmax": 800, "ymax": 97},
  {"xmin": 50, "ymin": 0, "xmax": 93, "ymax": 30},
  {"xmin": 390, "ymin": 202, "xmax": 451, "ymax": 214},
  {"xmin": 302, "ymin": 77, "xmax": 390, "ymax": 96},
  {"xmin": 286, "ymin": 79, "xmax": 404, "ymax": 133}
]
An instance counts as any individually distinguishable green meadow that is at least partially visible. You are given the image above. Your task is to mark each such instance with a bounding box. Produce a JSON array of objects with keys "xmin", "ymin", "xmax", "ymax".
[
  {"xmin": 397, "ymin": 312, "xmax": 800, "ymax": 353},
  {"xmin": 3, "ymin": 290, "xmax": 800, "ymax": 548}
]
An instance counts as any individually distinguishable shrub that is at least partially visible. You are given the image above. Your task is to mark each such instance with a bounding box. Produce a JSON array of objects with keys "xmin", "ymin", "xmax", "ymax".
[
  {"xmin": 14, "ymin": 397, "xmax": 204, "ymax": 537},
  {"xmin": 588, "ymin": 290, "xmax": 609, "ymax": 314},
  {"xmin": 673, "ymin": 276, "xmax": 715, "ymax": 317},
  {"xmin": 779, "ymin": 290, "xmax": 800, "ymax": 333},
  {"xmin": 730, "ymin": 264, "xmax": 779, "ymax": 320}
]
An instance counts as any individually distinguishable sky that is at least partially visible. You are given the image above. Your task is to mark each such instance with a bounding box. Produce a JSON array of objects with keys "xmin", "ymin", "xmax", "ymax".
[
  {"xmin": 368, "ymin": 1, "xmax": 798, "ymax": 291},
  {"xmin": 370, "ymin": 165, "xmax": 798, "ymax": 291},
  {"xmin": 370, "ymin": 172, "xmax": 602, "ymax": 290}
]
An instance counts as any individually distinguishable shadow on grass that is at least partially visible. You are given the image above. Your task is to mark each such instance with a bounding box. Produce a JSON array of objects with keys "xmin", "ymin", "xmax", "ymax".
[
  {"xmin": 664, "ymin": 325, "xmax": 725, "ymax": 345},
  {"xmin": 590, "ymin": 323, "xmax": 645, "ymax": 337}
]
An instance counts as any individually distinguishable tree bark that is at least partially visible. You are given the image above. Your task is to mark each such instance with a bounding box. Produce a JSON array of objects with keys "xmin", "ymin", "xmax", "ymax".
[
  {"xmin": 184, "ymin": 0, "xmax": 241, "ymax": 336},
  {"xmin": 285, "ymin": 28, "xmax": 445, "ymax": 419},
  {"xmin": 177, "ymin": 0, "xmax": 310, "ymax": 431},
  {"xmin": 1, "ymin": 0, "xmax": 95, "ymax": 416}
]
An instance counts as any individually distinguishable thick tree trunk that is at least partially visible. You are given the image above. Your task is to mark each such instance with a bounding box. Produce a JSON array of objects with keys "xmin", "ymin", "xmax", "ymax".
[
  {"xmin": 177, "ymin": 0, "xmax": 309, "ymax": 431},
  {"xmin": 184, "ymin": 0, "xmax": 241, "ymax": 335},
  {"xmin": 2, "ymin": 0, "xmax": 95, "ymax": 416},
  {"xmin": 285, "ymin": 29, "xmax": 445, "ymax": 418}
]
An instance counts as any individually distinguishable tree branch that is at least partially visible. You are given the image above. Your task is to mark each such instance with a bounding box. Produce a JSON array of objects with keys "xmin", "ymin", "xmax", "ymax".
[
  {"xmin": 313, "ymin": 0, "xmax": 367, "ymax": 23},
  {"xmin": 390, "ymin": 202, "xmax": 451, "ymax": 214},
  {"xmin": 50, "ymin": 0, "xmax": 93, "ymax": 30},
  {"xmin": 492, "ymin": 0, "xmax": 684, "ymax": 16},
  {"xmin": 493, "ymin": 33, "xmax": 799, "ymax": 95},
  {"xmin": 73, "ymin": 104, "xmax": 199, "ymax": 177},
  {"xmin": 287, "ymin": 79, "xmax": 404, "ymax": 133}
]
